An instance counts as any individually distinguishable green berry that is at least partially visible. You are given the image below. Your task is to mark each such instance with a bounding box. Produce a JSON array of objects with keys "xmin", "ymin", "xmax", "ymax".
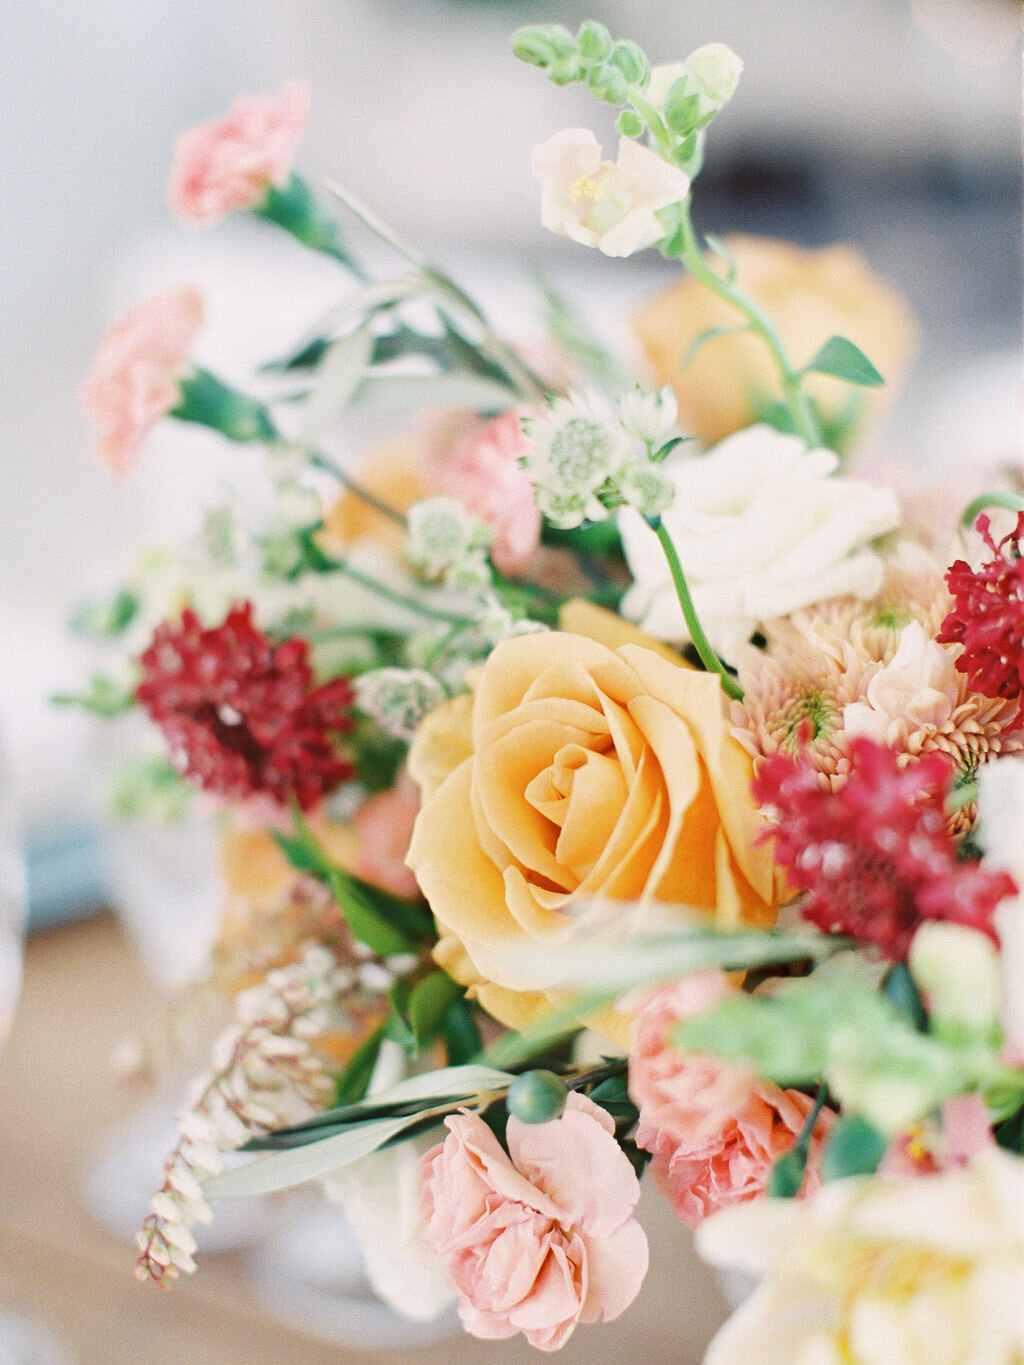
[{"xmin": 506, "ymin": 1070, "xmax": 569, "ymax": 1124}]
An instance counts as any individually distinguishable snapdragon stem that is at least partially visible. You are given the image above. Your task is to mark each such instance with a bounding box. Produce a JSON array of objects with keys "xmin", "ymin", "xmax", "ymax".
[
  {"xmin": 650, "ymin": 518, "xmax": 743, "ymax": 701},
  {"xmin": 299, "ymin": 535, "xmax": 475, "ymax": 627},
  {"xmin": 308, "ymin": 452, "xmax": 407, "ymax": 527},
  {"xmin": 671, "ymin": 203, "xmax": 823, "ymax": 450}
]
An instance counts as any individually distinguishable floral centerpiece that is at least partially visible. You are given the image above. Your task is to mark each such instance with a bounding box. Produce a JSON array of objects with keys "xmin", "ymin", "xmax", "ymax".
[{"xmin": 66, "ymin": 20, "xmax": 1024, "ymax": 1362}]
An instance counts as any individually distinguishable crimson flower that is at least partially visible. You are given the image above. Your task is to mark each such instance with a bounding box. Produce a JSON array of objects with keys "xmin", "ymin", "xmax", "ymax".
[
  {"xmin": 938, "ymin": 512, "xmax": 1024, "ymax": 699},
  {"xmin": 753, "ymin": 736, "xmax": 1014, "ymax": 959},
  {"xmin": 136, "ymin": 602, "xmax": 353, "ymax": 809}
]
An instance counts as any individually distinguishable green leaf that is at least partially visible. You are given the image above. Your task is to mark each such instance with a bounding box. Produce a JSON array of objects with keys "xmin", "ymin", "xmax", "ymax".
[
  {"xmin": 204, "ymin": 1113, "xmax": 428, "ymax": 1199},
  {"xmin": 408, "ymin": 971, "xmax": 464, "ymax": 1049},
  {"xmin": 107, "ymin": 755, "xmax": 194, "ymax": 822},
  {"xmin": 333, "ymin": 1024, "xmax": 386, "ymax": 1107},
  {"xmin": 664, "ymin": 79, "xmax": 702, "ymax": 135},
  {"xmin": 883, "ymin": 963, "xmax": 928, "ymax": 1032},
  {"xmin": 51, "ymin": 674, "xmax": 136, "ymax": 717},
  {"xmin": 803, "ymin": 335, "xmax": 884, "ymax": 387},
  {"xmin": 821, "ymin": 1114, "xmax": 887, "ymax": 1181},
  {"xmin": 297, "ymin": 325, "xmax": 373, "ymax": 445},
  {"xmin": 768, "ymin": 1145, "xmax": 807, "ymax": 1199},
  {"xmin": 442, "ymin": 998, "xmax": 483, "ymax": 1066},
  {"xmin": 69, "ymin": 588, "xmax": 139, "ymax": 638},
  {"xmin": 352, "ymin": 372, "xmax": 516, "ymax": 414}
]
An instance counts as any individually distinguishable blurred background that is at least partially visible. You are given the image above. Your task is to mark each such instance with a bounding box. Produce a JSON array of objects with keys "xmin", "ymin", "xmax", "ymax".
[{"xmin": 0, "ymin": 1, "xmax": 1020, "ymax": 1361}]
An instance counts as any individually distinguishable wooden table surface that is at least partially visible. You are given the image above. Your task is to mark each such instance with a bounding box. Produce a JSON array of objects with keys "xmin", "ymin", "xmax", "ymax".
[{"xmin": 0, "ymin": 914, "xmax": 729, "ymax": 1365}]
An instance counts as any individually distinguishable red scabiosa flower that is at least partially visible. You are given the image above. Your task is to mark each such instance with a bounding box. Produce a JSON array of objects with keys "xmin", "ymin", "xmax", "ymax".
[
  {"xmin": 938, "ymin": 512, "xmax": 1024, "ymax": 700},
  {"xmin": 753, "ymin": 736, "xmax": 1015, "ymax": 959},
  {"xmin": 136, "ymin": 602, "xmax": 353, "ymax": 810}
]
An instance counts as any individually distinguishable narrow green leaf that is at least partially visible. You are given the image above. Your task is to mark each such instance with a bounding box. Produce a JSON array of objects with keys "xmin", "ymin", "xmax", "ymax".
[
  {"xmin": 352, "ymin": 372, "xmax": 516, "ymax": 413},
  {"xmin": 69, "ymin": 589, "xmax": 139, "ymax": 638},
  {"xmin": 768, "ymin": 1145, "xmax": 807, "ymax": 1198},
  {"xmin": 442, "ymin": 997, "xmax": 484, "ymax": 1066},
  {"xmin": 204, "ymin": 1113, "xmax": 426, "ymax": 1199},
  {"xmin": 51, "ymin": 674, "xmax": 137, "ymax": 717},
  {"xmin": 334, "ymin": 1023, "xmax": 387, "ymax": 1106},
  {"xmin": 803, "ymin": 335, "xmax": 884, "ymax": 387},
  {"xmin": 297, "ymin": 325, "xmax": 373, "ymax": 445},
  {"xmin": 664, "ymin": 79, "xmax": 702, "ymax": 135},
  {"xmin": 821, "ymin": 1114, "xmax": 887, "ymax": 1181}
]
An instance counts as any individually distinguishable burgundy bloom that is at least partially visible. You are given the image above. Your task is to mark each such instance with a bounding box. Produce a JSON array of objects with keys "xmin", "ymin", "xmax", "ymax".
[
  {"xmin": 136, "ymin": 602, "xmax": 353, "ymax": 809},
  {"xmin": 753, "ymin": 736, "xmax": 1014, "ymax": 959},
  {"xmin": 938, "ymin": 512, "xmax": 1024, "ymax": 700}
]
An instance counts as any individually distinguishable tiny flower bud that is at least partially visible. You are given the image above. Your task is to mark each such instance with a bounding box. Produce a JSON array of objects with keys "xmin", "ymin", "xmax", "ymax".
[
  {"xmin": 506, "ymin": 1070, "xmax": 569, "ymax": 1124},
  {"xmin": 608, "ymin": 40, "xmax": 650, "ymax": 88},
  {"xmin": 587, "ymin": 62, "xmax": 630, "ymax": 104},
  {"xmin": 576, "ymin": 20, "xmax": 612, "ymax": 62},
  {"xmin": 683, "ymin": 42, "xmax": 743, "ymax": 108}
]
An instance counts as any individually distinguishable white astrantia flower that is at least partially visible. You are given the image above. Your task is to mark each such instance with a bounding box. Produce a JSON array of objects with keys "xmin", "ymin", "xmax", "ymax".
[
  {"xmin": 976, "ymin": 755, "xmax": 1024, "ymax": 1057},
  {"xmin": 619, "ymin": 425, "xmax": 901, "ymax": 662},
  {"xmin": 618, "ymin": 383, "xmax": 678, "ymax": 446},
  {"xmin": 617, "ymin": 462, "xmax": 675, "ymax": 519},
  {"xmin": 354, "ymin": 667, "xmax": 446, "ymax": 741},
  {"xmin": 696, "ymin": 1151, "xmax": 1024, "ymax": 1365},
  {"xmin": 404, "ymin": 496, "xmax": 493, "ymax": 587},
  {"xmin": 520, "ymin": 388, "xmax": 633, "ymax": 529},
  {"xmin": 531, "ymin": 129, "xmax": 690, "ymax": 258}
]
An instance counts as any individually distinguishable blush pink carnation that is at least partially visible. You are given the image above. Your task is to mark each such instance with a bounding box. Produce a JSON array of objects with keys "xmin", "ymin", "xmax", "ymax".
[
  {"xmin": 630, "ymin": 974, "xmax": 833, "ymax": 1228},
  {"xmin": 419, "ymin": 1092, "xmax": 648, "ymax": 1352},
  {"xmin": 80, "ymin": 284, "xmax": 204, "ymax": 477},
  {"xmin": 168, "ymin": 82, "xmax": 310, "ymax": 227},
  {"xmin": 434, "ymin": 411, "xmax": 542, "ymax": 576}
]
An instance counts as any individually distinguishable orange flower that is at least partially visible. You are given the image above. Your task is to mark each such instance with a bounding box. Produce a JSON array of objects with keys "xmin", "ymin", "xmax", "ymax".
[
  {"xmin": 406, "ymin": 617, "xmax": 778, "ymax": 1043},
  {"xmin": 633, "ymin": 235, "xmax": 915, "ymax": 447}
]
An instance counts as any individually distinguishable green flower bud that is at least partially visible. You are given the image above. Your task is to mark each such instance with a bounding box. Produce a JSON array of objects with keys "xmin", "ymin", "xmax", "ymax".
[
  {"xmin": 615, "ymin": 109, "xmax": 645, "ymax": 139},
  {"xmin": 547, "ymin": 53, "xmax": 584, "ymax": 86},
  {"xmin": 510, "ymin": 26, "xmax": 556, "ymax": 68},
  {"xmin": 576, "ymin": 20, "xmax": 612, "ymax": 62},
  {"xmin": 609, "ymin": 40, "xmax": 650, "ymax": 88},
  {"xmin": 684, "ymin": 42, "xmax": 743, "ymax": 107},
  {"xmin": 587, "ymin": 62, "xmax": 630, "ymax": 105},
  {"xmin": 506, "ymin": 1070, "xmax": 569, "ymax": 1124},
  {"xmin": 663, "ymin": 78, "xmax": 704, "ymax": 135}
]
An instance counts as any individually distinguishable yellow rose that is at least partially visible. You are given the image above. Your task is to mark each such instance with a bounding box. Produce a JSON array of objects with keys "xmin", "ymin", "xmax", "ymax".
[
  {"xmin": 406, "ymin": 628, "xmax": 778, "ymax": 1042},
  {"xmin": 633, "ymin": 234, "xmax": 916, "ymax": 448}
]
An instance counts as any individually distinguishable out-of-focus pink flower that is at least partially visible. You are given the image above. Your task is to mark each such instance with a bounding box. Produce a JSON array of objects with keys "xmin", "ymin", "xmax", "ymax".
[
  {"xmin": 80, "ymin": 285, "xmax": 204, "ymax": 477},
  {"xmin": 419, "ymin": 1093, "xmax": 648, "ymax": 1352},
  {"xmin": 168, "ymin": 82, "xmax": 310, "ymax": 227},
  {"xmin": 352, "ymin": 771, "xmax": 421, "ymax": 899},
  {"xmin": 629, "ymin": 975, "xmax": 833, "ymax": 1229},
  {"xmin": 433, "ymin": 411, "xmax": 542, "ymax": 576}
]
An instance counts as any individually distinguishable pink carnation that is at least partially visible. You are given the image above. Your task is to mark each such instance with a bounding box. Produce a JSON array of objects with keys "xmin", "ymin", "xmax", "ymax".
[
  {"xmin": 351, "ymin": 771, "xmax": 421, "ymax": 899},
  {"xmin": 419, "ymin": 1093, "xmax": 648, "ymax": 1352},
  {"xmin": 629, "ymin": 975, "xmax": 833, "ymax": 1228},
  {"xmin": 434, "ymin": 411, "xmax": 541, "ymax": 576},
  {"xmin": 168, "ymin": 82, "xmax": 310, "ymax": 227},
  {"xmin": 80, "ymin": 284, "xmax": 203, "ymax": 477}
]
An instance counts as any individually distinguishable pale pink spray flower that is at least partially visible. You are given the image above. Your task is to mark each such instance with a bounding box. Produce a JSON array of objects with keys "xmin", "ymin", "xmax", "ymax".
[
  {"xmin": 433, "ymin": 411, "xmax": 542, "ymax": 576},
  {"xmin": 419, "ymin": 1093, "xmax": 648, "ymax": 1352},
  {"xmin": 80, "ymin": 284, "xmax": 204, "ymax": 477},
  {"xmin": 351, "ymin": 771, "xmax": 421, "ymax": 899},
  {"xmin": 629, "ymin": 973, "xmax": 834, "ymax": 1228},
  {"xmin": 168, "ymin": 82, "xmax": 310, "ymax": 227}
]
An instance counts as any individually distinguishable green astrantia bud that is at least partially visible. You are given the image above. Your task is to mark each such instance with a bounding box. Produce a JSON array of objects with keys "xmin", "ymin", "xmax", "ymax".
[
  {"xmin": 576, "ymin": 20, "xmax": 612, "ymax": 62},
  {"xmin": 587, "ymin": 61, "xmax": 631, "ymax": 105},
  {"xmin": 506, "ymin": 1070, "xmax": 569, "ymax": 1124},
  {"xmin": 608, "ymin": 39, "xmax": 650, "ymax": 88}
]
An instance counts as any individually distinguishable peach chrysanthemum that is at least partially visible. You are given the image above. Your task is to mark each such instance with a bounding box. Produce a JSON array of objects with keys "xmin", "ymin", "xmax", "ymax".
[{"xmin": 732, "ymin": 544, "xmax": 1024, "ymax": 821}]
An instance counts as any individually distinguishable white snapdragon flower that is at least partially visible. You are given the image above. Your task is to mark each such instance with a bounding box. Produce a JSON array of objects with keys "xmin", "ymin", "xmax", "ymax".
[
  {"xmin": 404, "ymin": 496, "xmax": 493, "ymax": 588},
  {"xmin": 619, "ymin": 425, "xmax": 901, "ymax": 661},
  {"xmin": 976, "ymin": 755, "xmax": 1024, "ymax": 1056},
  {"xmin": 354, "ymin": 667, "xmax": 446, "ymax": 741},
  {"xmin": 648, "ymin": 44, "xmax": 743, "ymax": 123},
  {"xmin": 531, "ymin": 129, "xmax": 690, "ymax": 258},
  {"xmin": 696, "ymin": 1151, "xmax": 1024, "ymax": 1365}
]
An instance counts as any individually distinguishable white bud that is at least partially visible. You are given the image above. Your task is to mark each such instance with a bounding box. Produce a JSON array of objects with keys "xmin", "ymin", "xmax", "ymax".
[
  {"xmin": 683, "ymin": 42, "xmax": 743, "ymax": 108},
  {"xmin": 618, "ymin": 384, "xmax": 678, "ymax": 446},
  {"xmin": 909, "ymin": 922, "xmax": 1002, "ymax": 1041}
]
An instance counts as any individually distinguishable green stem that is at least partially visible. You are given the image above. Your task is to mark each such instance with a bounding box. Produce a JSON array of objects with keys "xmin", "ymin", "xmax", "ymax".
[
  {"xmin": 960, "ymin": 490, "xmax": 1024, "ymax": 528},
  {"xmin": 671, "ymin": 203, "xmax": 823, "ymax": 449},
  {"xmin": 651, "ymin": 519, "xmax": 743, "ymax": 700},
  {"xmin": 308, "ymin": 452, "xmax": 407, "ymax": 527},
  {"xmin": 298, "ymin": 534, "xmax": 475, "ymax": 627}
]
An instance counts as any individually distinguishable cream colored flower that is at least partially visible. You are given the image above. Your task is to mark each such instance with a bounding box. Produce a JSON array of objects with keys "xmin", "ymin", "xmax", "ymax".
[
  {"xmin": 842, "ymin": 621, "xmax": 958, "ymax": 748},
  {"xmin": 620, "ymin": 426, "xmax": 900, "ymax": 661},
  {"xmin": 697, "ymin": 1151, "xmax": 1024, "ymax": 1365},
  {"xmin": 531, "ymin": 129, "xmax": 690, "ymax": 258}
]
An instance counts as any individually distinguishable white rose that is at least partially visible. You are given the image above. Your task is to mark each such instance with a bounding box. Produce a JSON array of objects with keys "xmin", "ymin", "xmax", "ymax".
[
  {"xmin": 976, "ymin": 755, "xmax": 1024, "ymax": 1055},
  {"xmin": 321, "ymin": 1042, "xmax": 455, "ymax": 1322},
  {"xmin": 619, "ymin": 425, "xmax": 901, "ymax": 661},
  {"xmin": 696, "ymin": 1151, "xmax": 1024, "ymax": 1365},
  {"xmin": 531, "ymin": 129, "xmax": 690, "ymax": 259}
]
